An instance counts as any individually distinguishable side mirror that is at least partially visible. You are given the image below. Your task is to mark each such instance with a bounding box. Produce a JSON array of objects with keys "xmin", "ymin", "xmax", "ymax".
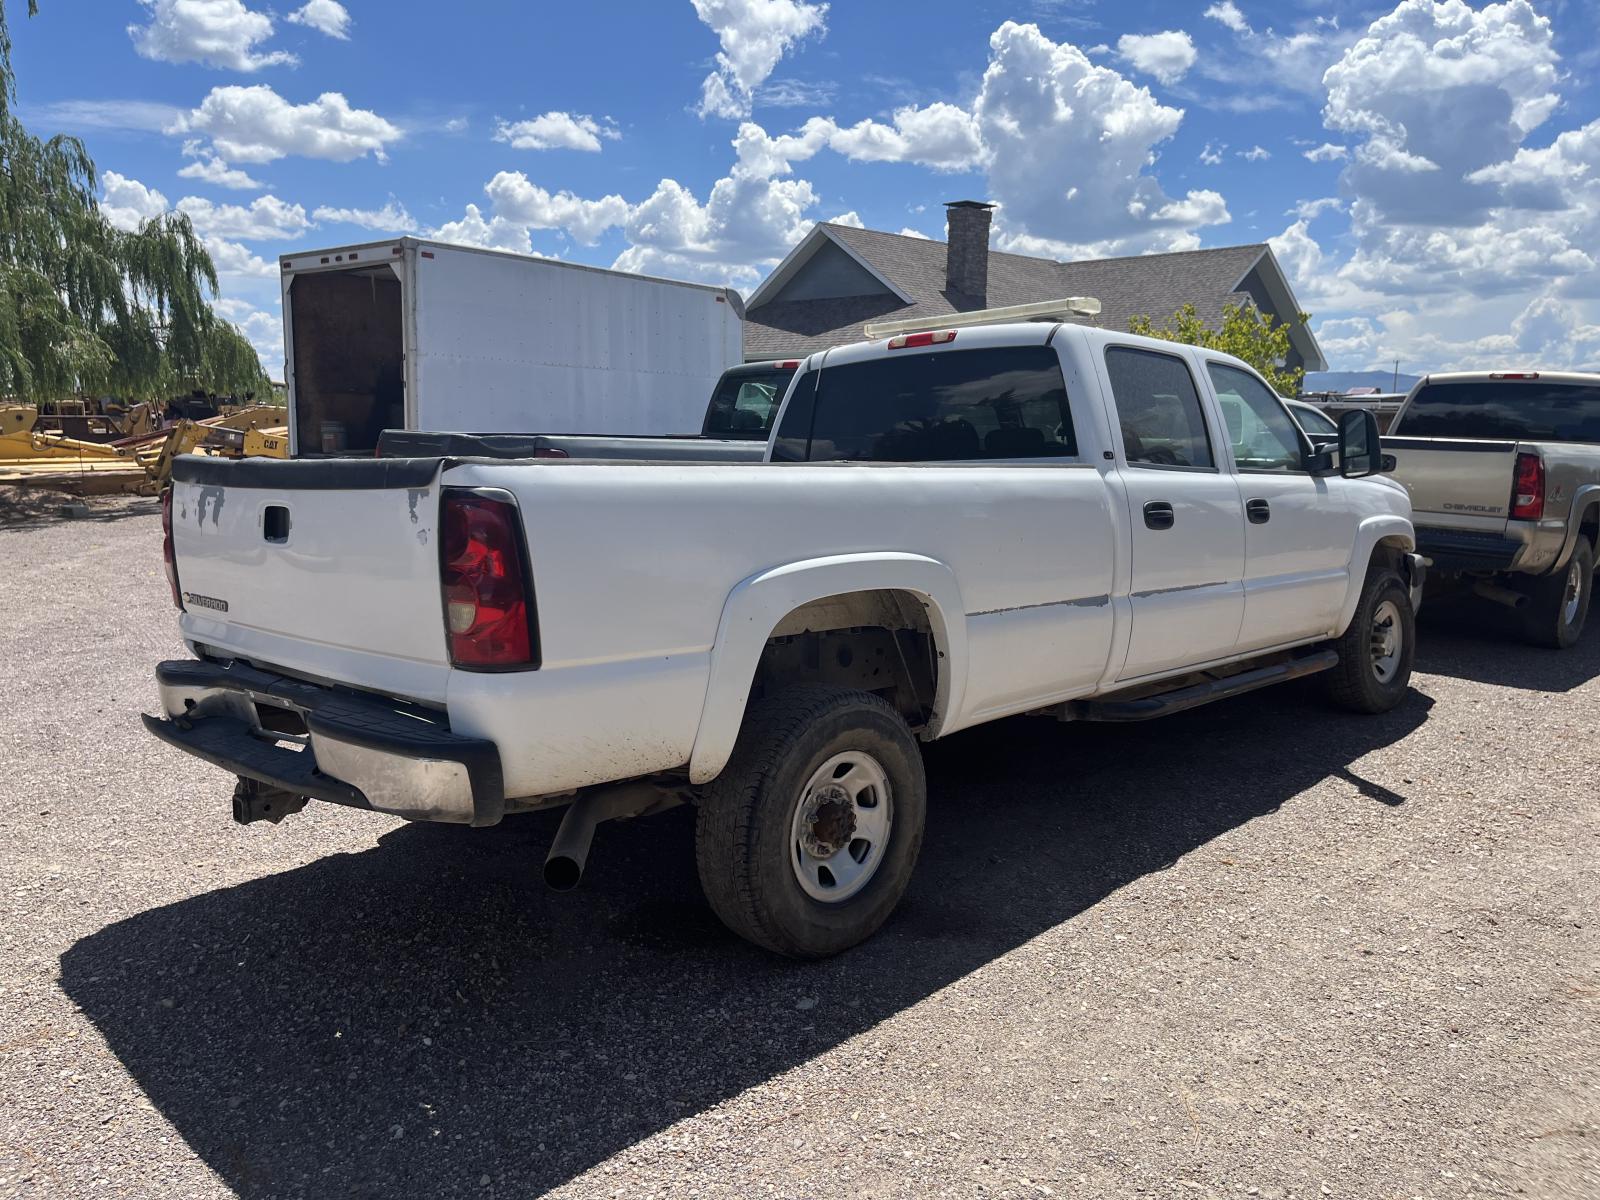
[{"xmin": 1339, "ymin": 409, "xmax": 1381, "ymax": 478}]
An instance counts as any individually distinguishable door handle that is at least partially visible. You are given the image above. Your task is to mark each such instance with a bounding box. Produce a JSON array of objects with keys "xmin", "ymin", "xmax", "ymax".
[
  {"xmin": 1143, "ymin": 500, "xmax": 1175, "ymax": 531},
  {"xmin": 1246, "ymin": 498, "xmax": 1271, "ymax": 525}
]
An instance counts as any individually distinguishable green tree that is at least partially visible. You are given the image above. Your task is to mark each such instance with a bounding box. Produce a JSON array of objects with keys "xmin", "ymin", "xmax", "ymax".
[
  {"xmin": 1128, "ymin": 302, "xmax": 1309, "ymax": 397},
  {"xmin": 0, "ymin": 1, "xmax": 271, "ymax": 403}
]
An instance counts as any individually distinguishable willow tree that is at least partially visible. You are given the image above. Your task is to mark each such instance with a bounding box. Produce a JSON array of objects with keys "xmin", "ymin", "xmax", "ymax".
[{"xmin": 0, "ymin": 0, "xmax": 271, "ymax": 403}]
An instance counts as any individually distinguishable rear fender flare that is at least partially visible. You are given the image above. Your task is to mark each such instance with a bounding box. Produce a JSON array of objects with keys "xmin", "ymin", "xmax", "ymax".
[
  {"xmin": 1554, "ymin": 484, "xmax": 1600, "ymax": 571},
  {"xmin": 687, "ymin": 553, "xmax": 966, "ymax": 785},
  {"xmin": 1336, "ymin": 515, "xmax": 1416, "ymax": 633}
]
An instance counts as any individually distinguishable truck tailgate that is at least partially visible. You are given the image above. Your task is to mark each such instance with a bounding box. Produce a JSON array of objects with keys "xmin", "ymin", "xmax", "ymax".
[
  {"xmin": 1383, "ymin": 436, "xmax": 1518, "ymax": 529},
  {"xmin": 169, "ymin": 456, "xmax": 452, "ymax": 701}
]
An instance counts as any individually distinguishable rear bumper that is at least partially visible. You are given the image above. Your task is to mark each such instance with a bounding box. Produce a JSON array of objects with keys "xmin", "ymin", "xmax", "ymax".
[
  {"xmin": 143, "ymin": 659, "xmax": 504, "ymax": 826},
  {"xmin": 1415, "ymin": 523, "xmax": 1563, "ymax": 574}
]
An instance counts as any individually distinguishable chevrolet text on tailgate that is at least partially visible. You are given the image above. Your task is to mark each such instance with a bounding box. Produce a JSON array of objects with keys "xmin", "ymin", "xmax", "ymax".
[{"xmin": 147, "ymin": 305, "xmax": 1423, "ymax": 957}]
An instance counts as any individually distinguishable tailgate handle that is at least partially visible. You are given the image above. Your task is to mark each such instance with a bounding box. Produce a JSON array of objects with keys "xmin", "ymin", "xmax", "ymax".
[{"xmin": 263, "ymin": 505, "xmax": 291, "ymax": 544}]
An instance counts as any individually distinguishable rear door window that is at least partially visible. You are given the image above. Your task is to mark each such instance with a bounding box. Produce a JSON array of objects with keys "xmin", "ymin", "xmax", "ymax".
[
  {"xmin": 797, "ymin": 346, "xmax": 1076, "ymax": 462},
  {"xmin": 1397, "ymin": 380, "xmax": 1600, "ymax": 441},
  {"xmin": 1104, "ymin": 347, "xmax": 1215, "ymax": 469}
]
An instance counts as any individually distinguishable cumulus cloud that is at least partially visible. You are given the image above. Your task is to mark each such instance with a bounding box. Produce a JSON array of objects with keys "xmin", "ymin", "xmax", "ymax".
[
  {"xmin": 433, "ymin": 204, "xmax": 535, "ymax": 254},
  {"xmin": 173, "ymin": 85, "xmax": 402, "ymax": 163},
  {"xmin": 1116, "ymin": 31, "xmax": 1197, "ymax": 86},
  {"xmin": 974, "ymin": 21, "xmax": 1228, "ymax": 256},
  {"xmin": 822, "ymin": 103, "xmax": 984, "ymax": 171},
  {"xmin": 205, "ymin": 236, "xmax": 278, "ymax": 279},
  {"xmin": 1199, "ymin": 142, "xmax": 1224, "ymax": 166},
  {"xmin": 1323, "ymin": 0, "xmax": 1558, "ymax": 226},
  {"xmin": 129, "ymin": 0, "xmax": 294, "ymax": 72},
  {"xmin": 286, "ymin": 0, "xmax": 350, "ymax": 40},
  {"xmin": 493, "ymin": 112, "xmax": 620, "ymax": 153},
  {"xmin": 692, "ymin": 0, "xmax": 828, "ymax": 119},
  {"xmin": 176, "ymin": 194, "xmax": 312, "ymax": 240},
  {"xmin": 177, "ymin": 144, "xmax": 264, "ymax": 189},
  {"xmin": 311, "ymin": 200, "xmax": 415, "ymax": 231},
  {"xmin": 1239, "ymin": 145, "xmax": 1271, "ymax": 162},
  {"xmin": 101, "ymin": 172, "xmax": 169, "ymax": 232},
  {"xmin": 1303, "ymin": 142, "xmax": 1348, "ymax": 163}
]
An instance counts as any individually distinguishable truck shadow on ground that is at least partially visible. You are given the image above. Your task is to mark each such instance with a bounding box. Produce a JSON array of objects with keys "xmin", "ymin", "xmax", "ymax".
[
  {"xmin": 63, "ymin": 683, "xmax": 1431, "ymax": 1198},
  {"xmin": 1414, "ymin": 595, "xmax": 1600, "ymax": 692}
]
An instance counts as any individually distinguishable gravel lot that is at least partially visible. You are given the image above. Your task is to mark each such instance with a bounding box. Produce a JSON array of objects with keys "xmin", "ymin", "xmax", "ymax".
[{"xmin": 1, "ymin": 500, "xmax": 1595, "ymax": 1199}]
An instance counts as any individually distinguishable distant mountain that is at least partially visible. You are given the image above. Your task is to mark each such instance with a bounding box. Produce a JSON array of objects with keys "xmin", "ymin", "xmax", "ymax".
[{"xmin": 1302, "ymin": 370, "xmax": 1422, "ymax": 395}]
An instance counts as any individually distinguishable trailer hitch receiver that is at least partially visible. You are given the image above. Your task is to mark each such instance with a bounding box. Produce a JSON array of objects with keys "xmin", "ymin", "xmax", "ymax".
[{"xmin": 232, "ymin": 777, "xmax": 310, "ymax": 825}]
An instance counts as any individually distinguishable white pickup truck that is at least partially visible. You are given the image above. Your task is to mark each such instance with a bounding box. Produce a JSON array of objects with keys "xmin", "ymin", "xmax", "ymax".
[{"xmin": 146, "ymin": 313, "xmax": 1424, "ymax": 957}]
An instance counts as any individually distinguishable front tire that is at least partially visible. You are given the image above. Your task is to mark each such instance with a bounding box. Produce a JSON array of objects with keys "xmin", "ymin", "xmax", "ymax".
[
  {"xmin": 1326, "ymin": 570, "xmax": 1414, "ymax": 713},
  {"xmin": 694, "ymin": 685, "xmax": 927, "ymax": 958},
  {"xmin": 1520, "ymin": 539, "xmax": 1593, "ymax": 649}
]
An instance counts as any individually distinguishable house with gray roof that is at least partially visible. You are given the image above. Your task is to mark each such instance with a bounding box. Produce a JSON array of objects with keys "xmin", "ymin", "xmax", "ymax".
[{"xmin": 743, "ymin": 201, "xmax": 1326, "ymax": 372}]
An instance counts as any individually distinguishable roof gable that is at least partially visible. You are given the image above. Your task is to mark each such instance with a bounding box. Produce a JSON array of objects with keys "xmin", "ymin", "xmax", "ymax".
[{"xmin": 745, "ymin": 222, "xmax": 1326, "ymax": 371}]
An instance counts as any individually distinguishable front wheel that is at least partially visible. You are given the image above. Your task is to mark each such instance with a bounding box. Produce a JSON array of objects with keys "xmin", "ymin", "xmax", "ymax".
[
  {"xmin": 1325, "ymin": 570, "xmax": 1415, "ymax": 713},
  {"xmin": 694, "ymin": 685, "xmax": 927, "ymax": 958},
  {"xmin": 1520, "ymin": 539, "xmax": 1593, "ymax": 649}
]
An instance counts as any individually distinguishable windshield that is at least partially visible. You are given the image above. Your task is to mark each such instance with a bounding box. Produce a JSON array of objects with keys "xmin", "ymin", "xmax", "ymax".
[
  {"xmin": 1397, "ymin": 380, "xmax": 1600, "ymax": 441},
  {"xmin": 702, "ymin": 367, "xmax": 797, "ymax": 439}
]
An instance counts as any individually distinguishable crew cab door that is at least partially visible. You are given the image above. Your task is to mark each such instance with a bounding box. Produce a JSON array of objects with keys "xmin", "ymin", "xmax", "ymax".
[
  {"xmin": 1103, "ymin": 345, "xmax": 1246, "ymax": 680},
  {"xmin": 1206, "ymin": 360, "xmax": 1352, "ymax": 650}
]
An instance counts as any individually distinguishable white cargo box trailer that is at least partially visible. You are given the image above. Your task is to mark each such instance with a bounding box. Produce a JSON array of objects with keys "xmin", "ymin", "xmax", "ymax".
[{"xmin": 278, "ymin": 237, "xmax": 746, "ymax": 456}]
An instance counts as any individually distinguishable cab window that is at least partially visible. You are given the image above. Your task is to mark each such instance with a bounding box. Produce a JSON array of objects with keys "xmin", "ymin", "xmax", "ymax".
[
  {"xmin": 1104, "ymin": 347, "xmax": 1214, "ymax": 469},
  {"xmin": 1207, "ymin": 362, "xmax": 1305, "ymax": 473},
  {"xmin": 796, "ymin": 346, "xmax": 1076, "ymax": 462}
]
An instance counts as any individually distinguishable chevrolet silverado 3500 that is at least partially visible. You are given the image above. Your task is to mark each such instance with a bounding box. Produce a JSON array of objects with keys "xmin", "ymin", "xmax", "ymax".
[{"xmin": 146, "ymin": 315, "xmax": 1423, "ymax": 957}]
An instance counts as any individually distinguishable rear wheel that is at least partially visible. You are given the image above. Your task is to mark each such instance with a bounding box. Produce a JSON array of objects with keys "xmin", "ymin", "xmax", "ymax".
[
  {"xmin": 1326, "ymin": 569, "xmax": 1414, "ymax": 713},
  {"xmin": 1520, "ymin": 539, "xmax": 1593, "ymax": 649},
  {"xmin": 694, "ymin": 685, "xmax": 926, "ymax": 958}
]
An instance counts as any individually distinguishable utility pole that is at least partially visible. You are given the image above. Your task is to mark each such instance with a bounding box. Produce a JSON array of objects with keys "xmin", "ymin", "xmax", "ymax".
[{"xmin": 1392, "ymin": 360, "xmax": 1399, "ymax": 392}]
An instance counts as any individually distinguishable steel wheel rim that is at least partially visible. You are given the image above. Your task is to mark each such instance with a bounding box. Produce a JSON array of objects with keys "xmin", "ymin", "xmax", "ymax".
[
  {"xmin": 1369, "ymin": 598, "xmax": 1402, "ymax": 684},
  {"xmin": 790, "ymin": 751, "xmax": 893, "ymax": 904},
  {"xmin": 1564, "ymin": 559, "xmax": 1585, "ymax": 626}
]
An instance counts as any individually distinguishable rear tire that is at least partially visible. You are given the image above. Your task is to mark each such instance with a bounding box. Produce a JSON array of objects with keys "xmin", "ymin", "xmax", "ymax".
[
  {"xmin": 694, "ymin": 685, "xmax": 926, "ymax": 958},
  {"xmin": 1520, "ymin": 539, "xmax": 1593, "ymax": 649},
  {"xmin": 1326, "ymin": 569, "xmax": 1414, "ymax": 714}
]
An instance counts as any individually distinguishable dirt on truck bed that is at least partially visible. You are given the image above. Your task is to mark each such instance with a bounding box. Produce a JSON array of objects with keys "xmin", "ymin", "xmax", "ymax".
[{"xmin": 0, "ymin": 510, "xmax": 1594, "ymax": 1199}]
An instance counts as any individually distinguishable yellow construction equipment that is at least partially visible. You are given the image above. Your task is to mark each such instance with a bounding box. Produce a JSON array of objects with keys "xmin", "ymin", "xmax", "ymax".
[{"xmin": 242, "ymin": 425, "xmax": 290, "ymax": 458}]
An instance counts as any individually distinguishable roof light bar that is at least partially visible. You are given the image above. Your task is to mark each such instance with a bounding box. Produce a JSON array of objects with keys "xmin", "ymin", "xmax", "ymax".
[{"xmin": 863, "ymin": 296, "xmax": 1102, "ymax": 340}]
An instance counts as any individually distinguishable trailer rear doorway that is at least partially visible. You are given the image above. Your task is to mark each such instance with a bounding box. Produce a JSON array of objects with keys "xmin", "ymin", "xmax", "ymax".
[{"xmin": 287, "ymin": 264, "xmax": 404, "ymax": 455}]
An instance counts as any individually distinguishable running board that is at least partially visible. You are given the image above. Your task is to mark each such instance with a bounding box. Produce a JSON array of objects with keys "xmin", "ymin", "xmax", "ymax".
[{"xmin": 1062, "ymin": 649, "xmax": 1340, "ymax": 723}]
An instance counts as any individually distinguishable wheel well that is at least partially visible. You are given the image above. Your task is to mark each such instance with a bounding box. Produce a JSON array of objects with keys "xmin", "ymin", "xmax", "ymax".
[
  {"xmin": 1581, "ymin": 502, "xmax": 1599, "ymax": 551},
  {"xmin": 1371, "ymin": 535, "xmax": 1410, "ymax": 576},
  {"xmin": 754, "ymin": 590, "xmax": 940, "ymax": 729}
]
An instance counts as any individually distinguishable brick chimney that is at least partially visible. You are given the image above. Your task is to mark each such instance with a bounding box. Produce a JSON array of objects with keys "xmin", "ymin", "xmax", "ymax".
[{"xmin": 944, "ymin": 200, "xmax": 995, "ymax": 303}]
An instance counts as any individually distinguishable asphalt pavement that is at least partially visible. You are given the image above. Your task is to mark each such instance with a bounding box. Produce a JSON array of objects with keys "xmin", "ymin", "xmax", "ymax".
[{"xmin": 0, "ymin": 500, "xmax": 1595, "ymax": 1199}]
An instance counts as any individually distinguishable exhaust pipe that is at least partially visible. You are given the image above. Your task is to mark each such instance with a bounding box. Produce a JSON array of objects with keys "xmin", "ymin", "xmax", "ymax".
[
  {"xmin": 1473, "ymin": 580, "xmax": 1529, "ymax": 610},
  {"xmin": 543, "ymin": 784, "xmax": 670, "ymax": 891}
]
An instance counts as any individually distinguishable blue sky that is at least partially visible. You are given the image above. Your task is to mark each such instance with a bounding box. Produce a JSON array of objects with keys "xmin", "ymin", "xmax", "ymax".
[{"xmin": 14, "ymin": 0, "xmax": 1600, "ymax": 379}]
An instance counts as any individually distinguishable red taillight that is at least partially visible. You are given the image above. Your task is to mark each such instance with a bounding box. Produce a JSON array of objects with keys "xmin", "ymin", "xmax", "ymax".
[
  {"xmin": 1511, "ymin": 452, "xmax": 1544, "ymax": 520},
  {"xmin": 887, "ymin": 330, "xmax": 956, "ymax": 350},
  {"xmin": 775, "ymin": 360, "xmax": 801, "ymax": 369},
  {"xmin": 161, "ymin": 487, "xmax": 183, "ymax": 609},
  {"xmin": 440, "ymin": 492, "xmax": 534, "ymax": 668},
  {"xmin": 1490, "ymin": 372, "xmax": 1540, "ymax": 380}
]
